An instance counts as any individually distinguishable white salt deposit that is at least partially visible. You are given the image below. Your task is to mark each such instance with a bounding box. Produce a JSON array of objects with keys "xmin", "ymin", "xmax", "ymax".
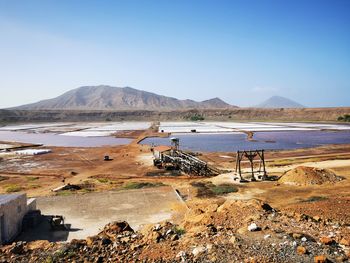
[
  {"xmin": 159, "ymin": 121, "xmax": 350, "ymax": 133},
  {"xmin": 15, "ymin": 149, "xmax": 52, "ymax": 155},
  {"xmin": 60, "ymin": 131, "xmax": 115, "ymax": 137},
  {"xmin": 0, "ymin": 149, "xmax": 52, "ymax": 156},
  {"xmin": 60, "ymin": 122, "xmax": 151, "ymax": 136}
]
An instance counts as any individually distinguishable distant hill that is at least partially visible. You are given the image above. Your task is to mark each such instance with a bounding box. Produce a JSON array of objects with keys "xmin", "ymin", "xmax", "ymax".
[
  {"xmin": 13, "ymin": 85, "xmax": 236, "ymax": 110},
  {"xmin": 255, "ymin": 96, "xmax": 304, "ymax": 108}
]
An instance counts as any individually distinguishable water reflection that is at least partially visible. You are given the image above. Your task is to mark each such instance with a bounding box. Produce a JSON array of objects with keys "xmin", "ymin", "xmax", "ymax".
[{"xmin": 140, "ymin": 131, "xmax": 350, "ymax": 152}]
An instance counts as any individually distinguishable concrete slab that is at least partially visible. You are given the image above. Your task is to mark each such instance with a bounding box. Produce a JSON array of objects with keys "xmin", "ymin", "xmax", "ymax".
[{"xmin": 19, "ymin": 186, "xmax": 187, "ymax": 241}]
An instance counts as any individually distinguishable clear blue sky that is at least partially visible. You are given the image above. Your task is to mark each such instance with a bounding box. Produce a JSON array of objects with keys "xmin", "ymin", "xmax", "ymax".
[{"xmin": 0, "ymin": 0, "xmax": 349, "ymax": 108}]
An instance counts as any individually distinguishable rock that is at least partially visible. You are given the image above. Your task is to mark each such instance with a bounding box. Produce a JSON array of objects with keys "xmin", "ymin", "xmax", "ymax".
[
  {"xmin": 210, "ymin": 256, "xmax": 217, "ymax": 262},
  {"xmin": 314, "ymin": 255, "xmax": 327, "ymax": 263},
  {"xmin": 207, "ymin": 224, "xmax": 217, "ymax": 233},
  {"xmin": 237, "ymin": 226, "xmax": 247, "ymax": 234},
  {"xmin": 261, "ymin": 203, "xmax": 274, "ymax": 212},
  {"xmin": 301, "ymin": 237, "xmax": 307, "ymax": 242},
  {"xmin": 328, "ymin": 232, "xmax": 335, "ymax": 238},
  {"xmin": 101, "ymin": 238, "xmax": 112, "ymax": 245},
  {"xmin": 264, "ymin": 234, "xmax": 271, "ymax": 239},
  {"xmin": 206, "ymin": 244, "xmax": 213, "ymax": 252},
  {"xmin": 297, "ymin": 246, "xmax": 307, "ymax": 255},
  {"xmin": 229, "ymin": 236, "xmax": 237, "ymax": 244},
  {"xmin": 248, "ymin": 223, "xmax": 259, "ymax": 232},
  {"xmin": 130, "ymin": 244, "xmax": 140, "ymax": 250},
  {"xmin": 86, "ymin": 236, "xmax": 99, "ymax": 247},
  {"xmin": 313, "ymin": 216, "xmax": 321, "ymax": 222},
  {"xmin": 205, "ymin": 204, "xmax": 218, "ymax": 213},
  {"xmin": 176, "ymin": 251, "xmax": 186, "ymax": 260},
  {"xmin": 150, "ymin": 231, "xmax": 162, "ymax": 242},
  {"xmin": 100, "ymin": 221, "xmax": 134, "ymax": 236},
  {"xmin": 27, "ymin": 240, "xmax": 51, "ymax": 250},
  {"xmin": 172, "ymin": 234, "xmax": 180, "ymax": 241},
  {"xmin": 335, "ymin": 255, "xmax": 347, "ymax": 262},
  {"xmin": 192, "ymin": 246, "xmax": 207, "ymax": 257},
  {"xmin": 9, "ymin": 242, "xmax": 25, "ymax": 255},
  {"xmin": 339, "ymin": 238, "xmax": 350, "ymax": 246},
  {"xmin": 292, "ymin": 233, "xmax": 302, "ymax": 239},
  {"xmin": 320, "ymin": 236, "xmax": 333, "ymax": 245},
  {"xmin": 217, "ymin": 225, "xmax": 224, "ymax": 231},
  {"xmin": 347, "ymin": 251, "xmax": 350, "ymax": 259},
  {"xmin": 120, "ymin": 236, "xmax": 131, "ymax": 243}
]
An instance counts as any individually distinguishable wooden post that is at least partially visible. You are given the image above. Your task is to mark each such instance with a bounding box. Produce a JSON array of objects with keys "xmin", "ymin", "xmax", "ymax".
[{"xmin": 262, "ymin": 150, "xmax": 267, "ymax": 178}]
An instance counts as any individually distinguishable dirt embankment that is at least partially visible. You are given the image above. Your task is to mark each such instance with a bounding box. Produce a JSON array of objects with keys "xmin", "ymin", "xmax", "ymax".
[
  {"xmin": 1, "ymin": 199, "xmax": 350, "ymax": 262},
  {"xmin": 1, "ymin": 107, "xmax": 350, "ymax": 123},
  {"xmin": 278, "ymin": 166, "xmax": 343, "ymax": 185}
]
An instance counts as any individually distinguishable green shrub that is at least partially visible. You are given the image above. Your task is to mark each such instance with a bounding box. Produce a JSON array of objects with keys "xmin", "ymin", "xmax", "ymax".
[
  {"xmin": 26, "ymin": 176, "xmax": 39, "ymax": 181},
  {"xmin": 97, "ymin": 178, "xmax": 109, "ymax": 183},
  {"xmin": 45, "ymin": 256, "xmax": 54, "ymax": 263},
  {"xmin": 173, "ymin": 226, "xmax": 186, "ymax": 235},
  {"xmin": 299, "ymin": 196, "xmax": 327, "ymax": 203},
  {"xmin": 55, "ymin": 190, "xmax": 73, "ymax": 196},
  {"xmin": 0, "ymin": 176, "xmax": 9, "ymax": 181},
  {"xmin": 338, "ymin": 114, "xmax": 350, "ymax": 122},
  {"xmin": 210, "ymin": 184, "xmax": 239, "ymax": 195},
  {"xmin": 189, "ymin": 114, "xmax": 205, "ymax": 121},
  {"xmin": 5, "ymin": 184, "xmax": 23, "ymax": 193},
  {"xmin": 123, "ymin": 181, "xmax": 165, "ymax": 189},
  {"xmin": 191, "ymin": 182, "xmax": 238, "ymax": 198}
]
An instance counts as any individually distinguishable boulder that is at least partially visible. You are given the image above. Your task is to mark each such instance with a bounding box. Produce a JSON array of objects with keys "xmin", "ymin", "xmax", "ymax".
[
  {"xmin": 340, "ymin": 238, "xmax": 350, "ymax": 246},
  {"xmin": 297, "ymin": 246, "xmax": 307, "ymax": 255},
  {"xmin": 248, "ymin": 223, "xmax": 259, "ymax": 232},
  {"xmin": 192, "ymin": 246, "xmax": 207, "ymax": 257},
  {"xmin": 319, "ymin": 236, "xmax": 333, "ymax": 245},
  {"xmin": 314, "ymin": 255, "xmax": 327, "ymax": 263}
]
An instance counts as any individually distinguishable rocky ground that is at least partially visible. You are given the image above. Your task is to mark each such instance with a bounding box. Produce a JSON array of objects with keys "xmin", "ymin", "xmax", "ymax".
[
  {"xmin": 1, "ymin": 199, "xmax": 349, "ymax": 262},
  {"xmin": 1, "ymin": 130, "xmax": 350, "ymax": 262}
]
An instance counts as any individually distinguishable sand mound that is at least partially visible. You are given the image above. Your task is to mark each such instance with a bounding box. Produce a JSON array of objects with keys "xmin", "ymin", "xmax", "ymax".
[{"xmin": 278, "ymin": 166, "xmax": 343, "ymax": 185}]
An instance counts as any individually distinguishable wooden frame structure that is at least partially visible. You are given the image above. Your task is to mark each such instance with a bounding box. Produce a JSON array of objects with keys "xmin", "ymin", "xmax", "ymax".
[
  {"xmin": 234, "ymin": 150, "xmax": 267, "ymax": 181},
  {"xmin": 153, "ymin": 138, "xmax": 219, "ymax": 176}
]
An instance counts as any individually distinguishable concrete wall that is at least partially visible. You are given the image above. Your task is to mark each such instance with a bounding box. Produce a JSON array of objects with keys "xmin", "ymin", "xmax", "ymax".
[
  {"xmin": 0, "ymin": 194, "xmax": 27, "ymax": 245},
  {"xmin": 27, "ymin": 198, "xmax": 37, "ymax": 212},
  {"xmin": 153, "ymin": 150, "xmax": 161, "ymax": 159}
]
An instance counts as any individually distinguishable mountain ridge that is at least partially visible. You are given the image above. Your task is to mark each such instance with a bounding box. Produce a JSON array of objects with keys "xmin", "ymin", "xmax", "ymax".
[
  {"xmin": 255, "ymin": 95, "xmax": 305, "ymax": 108},
  {"xmin": 13, "ymin": 85, "xmax": 236, "ymax": 111}
]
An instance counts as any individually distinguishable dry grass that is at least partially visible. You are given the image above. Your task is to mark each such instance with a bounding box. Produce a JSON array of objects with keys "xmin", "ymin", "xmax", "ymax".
[
  {"xmin": 122, "ymin": 181, "xmax": 165, "ymax": 190},
  {"xmin": 191, "ymin": 182, "xmax": 239, "ymax": 198},
  {"xmin": 5, "ymin": 184, "xmax": 23, "ymax": 193}
]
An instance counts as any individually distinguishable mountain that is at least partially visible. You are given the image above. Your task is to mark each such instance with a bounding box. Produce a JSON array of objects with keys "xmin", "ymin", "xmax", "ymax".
[
  {"xmin": 255, "ymin": 96, "xmax": 304, "ymax": 108},
  {"xmin": 13, "ymin": 85, "xmax": 236, "ymax": 110}
]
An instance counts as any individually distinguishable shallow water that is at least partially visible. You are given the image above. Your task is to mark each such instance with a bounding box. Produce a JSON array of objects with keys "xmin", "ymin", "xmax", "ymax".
[
  {"xmin": 140, "ymin": 131, "xmax": 350, "ymax": 152},
  {"xmin": 0, "ymin": 131, "xmax": 132, "ymax": 147}
]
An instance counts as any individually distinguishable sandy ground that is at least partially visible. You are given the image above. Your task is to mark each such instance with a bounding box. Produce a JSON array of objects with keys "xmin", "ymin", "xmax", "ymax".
[{"xmin": 0, "ymin": 128, "xmax": 349, "ymax": 238}]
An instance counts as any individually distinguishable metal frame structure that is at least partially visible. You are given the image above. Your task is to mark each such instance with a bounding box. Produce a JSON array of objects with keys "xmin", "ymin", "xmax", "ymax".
[
  {"xmin": 234, "ymin": 150, "xmax": 267, "ymax": 181},
  {"xmin": 153, "ymin": 138, "xmax": 218, "ymax": 176}
]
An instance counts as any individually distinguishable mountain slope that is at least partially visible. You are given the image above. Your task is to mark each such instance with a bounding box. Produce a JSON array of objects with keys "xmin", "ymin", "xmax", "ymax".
[
  {"xmin": 14, "ymin": 85, "xmax": 235, "ymax": 110},
  {"xmin": 255, "ymin": 96, "xmax": 304, "ymax": 108}
]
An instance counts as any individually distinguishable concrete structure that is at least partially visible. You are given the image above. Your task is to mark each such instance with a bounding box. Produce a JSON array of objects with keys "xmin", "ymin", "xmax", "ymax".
[
  {"xmin": 18, "ymin": 186, "xmax": 188, "ymax": 241},
  {"xmin": 0, "ymin": 193, "xmax": 36, "ymax": 245}
]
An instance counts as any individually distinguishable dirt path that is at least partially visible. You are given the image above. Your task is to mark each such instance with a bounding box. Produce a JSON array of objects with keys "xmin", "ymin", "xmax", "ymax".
[{"xmin": 267, "ymin": 159, "xmax": 350, "ymax": 174}]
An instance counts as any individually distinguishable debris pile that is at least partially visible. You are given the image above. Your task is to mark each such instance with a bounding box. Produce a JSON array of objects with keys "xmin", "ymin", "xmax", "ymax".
[
  {"xmin": 278, "ymin": 166, "xmax": 343, "ymax": 185},
  {"xmin": 1, "ymin": 200, "xmax": 349, "ymax": 262}
]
